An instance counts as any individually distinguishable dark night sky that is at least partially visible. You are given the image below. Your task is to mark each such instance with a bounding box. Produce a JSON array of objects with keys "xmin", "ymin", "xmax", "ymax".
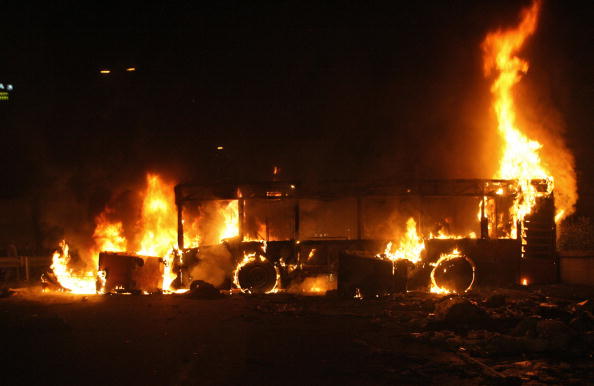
[{"xmin": 1, "ymin": 1, "xmax": 592, "ymax": 214}]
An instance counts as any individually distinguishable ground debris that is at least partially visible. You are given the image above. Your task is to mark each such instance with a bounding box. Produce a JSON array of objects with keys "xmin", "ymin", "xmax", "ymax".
[
  {"xmin": 575, "ymin": 298, "xmax": 594, "ymax": 312},
  {"xmin": 402, "ymin": 286, "xmax": 594, "ymax": 384},
  {"xmin": 3, "ymin": 283, "xmax": 594, "ymax": 384},
  {"xmin": 537, "ymin": 301, "xmax": 572, "ymax": 320},
  {"xmin": 484, "ymin": 293, "xmax": 507, "ymax": 308},
  {"xmin": 535, "ymin": 319, "xmax": 575, "ymax": 350},
  {"xmin": 433, "ymin": 296, "xmax": 489, "ymax": 327},
  {"xmin": 254, "ymin": 301, "xmax": 303, "ymax": 314},
  {"xmin": 511, "ymin": 317, "xmax": 540, "ymax": 337},
  {"xmin": 187, "ymin": 280, "xmax": 224, "ymax": 299},
  {"xmin": 569, "ymin": 309, "xmax": 594, "ymax": 332}
]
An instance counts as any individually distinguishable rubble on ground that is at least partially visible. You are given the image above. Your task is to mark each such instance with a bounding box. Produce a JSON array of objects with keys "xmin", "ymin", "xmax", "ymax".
[
  {"xmin": 187, "ymin": 280, "xmax": 224, "ymax": 299},
  {"xmin": 1, "ymin": 283, "xmax": 593, "ymax": 384},
  {"xmin": 241, "ymin": 284, "xmax": 594, "ymax": 383}
]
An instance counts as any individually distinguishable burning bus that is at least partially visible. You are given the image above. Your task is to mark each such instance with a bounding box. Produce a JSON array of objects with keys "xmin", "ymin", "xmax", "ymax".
[
  {"xmin": 168, "ymin": 178, "xmax": 557, "ymax": 296},
  {"xmin": 42, "ymin": 0, "xmax": 575, "ymax": 298},
  {"xmin": 42, "ymin": 175, "xmax": 558, "ymax": 297}
]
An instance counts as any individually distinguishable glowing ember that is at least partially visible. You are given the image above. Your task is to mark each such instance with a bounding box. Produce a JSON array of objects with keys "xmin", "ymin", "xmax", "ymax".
[
  {"xmin": 288, "ymin": 274, "xmax": 335, "ymax": 295},
  {"xmin": 430, "ymin": 248, "xmax": 476, "ymax": 295},
  {"xmin": 429, "ymin": 231, "xmax": 476, "ymax": 240},
  {"xmin": 381, "ymin": 217, "xmax": 425, "ymax": 264},
  {"xmin": 304, "ymin": 275, "xmax": 332, "ymax": 294},
  {"xmin": 429, "ymin": 284, "xmax": 451, "ymax": 296}
]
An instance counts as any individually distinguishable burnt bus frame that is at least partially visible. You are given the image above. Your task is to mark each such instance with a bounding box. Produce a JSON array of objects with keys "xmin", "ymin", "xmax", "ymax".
[{"xmin": 174, "ymin": 179, "xmax": 555, "ymax": 287}]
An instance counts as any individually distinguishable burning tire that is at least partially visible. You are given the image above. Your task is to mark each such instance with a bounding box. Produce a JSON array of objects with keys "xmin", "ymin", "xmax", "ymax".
[
  {"xmin": 236, "ymin": 259, "xmax": 278, "ymax": 294},
  {"xmin": 431, "ymin": 249, "xmax": 476, "ymax": 294}
]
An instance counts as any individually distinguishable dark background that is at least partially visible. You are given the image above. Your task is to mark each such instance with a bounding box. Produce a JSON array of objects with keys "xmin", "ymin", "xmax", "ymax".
[{"xmin": 0, "ymin": 0, "xmax": 592, "ymax": 247}]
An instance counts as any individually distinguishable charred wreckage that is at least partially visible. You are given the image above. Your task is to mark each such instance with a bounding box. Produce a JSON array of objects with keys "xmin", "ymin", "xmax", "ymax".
[{"xmin": 82, "ymin": 178, "xmax": 557, "ymax": 297}]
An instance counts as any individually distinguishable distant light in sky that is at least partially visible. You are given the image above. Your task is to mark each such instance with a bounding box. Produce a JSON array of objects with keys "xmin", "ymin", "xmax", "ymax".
[
  {"xmin": 217, "ymin": 146, "xmax": 224, "ymax": 150},
  {"xmin": 100, "ymin": 69, "xmax": 111, "ymax": 74},
  {"xmin": 7, "ymin": 84, "xmax": 13, "ymax": 91},
  {"xmin": 126, "ymin": 67, "xmax": 136, "ymax": 72}
]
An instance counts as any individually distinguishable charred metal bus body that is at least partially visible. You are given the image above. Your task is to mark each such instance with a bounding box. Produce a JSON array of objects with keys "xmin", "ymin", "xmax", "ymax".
[{"xmin": 173, "ymin": 179, "xmax": 556, "ymax": 295}]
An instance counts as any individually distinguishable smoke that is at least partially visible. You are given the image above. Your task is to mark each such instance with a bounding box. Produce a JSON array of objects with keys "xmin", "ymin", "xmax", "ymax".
[
  {"xmin": 363, "ymin": 199, "xmax": 416, "ymax": 240},
  {"xmin": 189, "ymin": 244, "xmax": 234, "ymax": 287},
  {"xmin": 517, "ymin": 80, "xmax": 578, "ymax": 219},
  {"xmin": 300, "ymin": 199, "xmax": 358, "ymax": 239},
  {"xmin": 37, "ymin": 169, "xmax": 103, "ymax": 264}
]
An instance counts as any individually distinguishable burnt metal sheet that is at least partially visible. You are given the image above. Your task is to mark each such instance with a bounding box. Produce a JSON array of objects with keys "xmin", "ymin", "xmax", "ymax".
[
  {"xmin": 175, "ymin": 179, "xmax": 550, "ymax": 202},
  {"xmin": 337, "ymin": 252, "xmax": 396, "ymax": 298},
  {"xmin": 423, "ymin": 239, "xmax": 522, "ymax": 287},
  {"xmin": 521, "ymin": 257, "xmax": 559, "ymax": 284},
  {"xmin": 98, "ymin": 252, "xmax": 164, "ymax": 293}
]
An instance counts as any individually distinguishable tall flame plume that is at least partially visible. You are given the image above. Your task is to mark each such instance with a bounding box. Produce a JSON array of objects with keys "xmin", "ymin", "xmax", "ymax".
[{"xmin": 482, "ymin": 0, "xmax": 576, "ymax": 227}]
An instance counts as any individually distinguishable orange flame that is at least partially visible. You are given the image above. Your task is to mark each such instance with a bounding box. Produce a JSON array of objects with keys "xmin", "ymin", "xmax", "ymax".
[
  {"xmin": 136, "ymin": 173, "xmax": 178, "ymax": 258},
  {"xmin": 93, "ymin": 212, "xmax": 127, "ymax": 253},
  {"xmin": 184, "ymin": 200, "xmax": 240, "ymax": 246},
  {"xmin": 51, "ymin": 173, "xmax": 181, "ymax": 293},
  {"xmin": 134, "ymin": 174, "xmax": 178, "ymax": 291},
  {"xmin": 288, "ymin": 275, "xmax": 335, "ymax": 295},
  {"xmin": 49, "ymin": 173, "xmax": 245, "ymax": 294},
  {"xmin": 381, "ymin": 217, "xmax": 425, "ymax": 264},
  {"xmin": 50, "ymin": 240, "xmax": 97, "ymax": 294},
  {"xmin": 482, "ymin": 0, "xmax": 549, "ymax": 231},
  {"xmin": 51, "ymin": 209, "xmax": 129, "ymax": 294},
  {"xmin": 232, "ymin": 249, "xmax": 281, "ymax": 294},
  {"xmin": 218, "ymin": 200, "xmax": 239, "ymax": 242},
  {"xmin": 430, "ymin": 248, "xmax": 476, "ymax": 295},
  {"xmin": 481, "ymin": 0, "xmax": 577, "ymax": 233},
  {"xmin": 183, "ymin": 217, "xmax": 201, "ymax": 248}
]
